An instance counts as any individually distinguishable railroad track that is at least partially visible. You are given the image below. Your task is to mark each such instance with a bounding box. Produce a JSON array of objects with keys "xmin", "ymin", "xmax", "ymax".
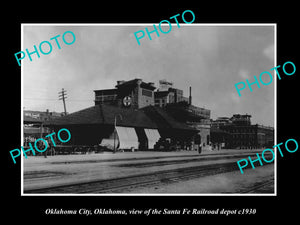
[
  {"xmin": 240, "ymin": 178, "xmax": 274, "ymax": 194},
  {"xmin": 25, "ymin": 158, "xmax": 274, "ymax": 194}
]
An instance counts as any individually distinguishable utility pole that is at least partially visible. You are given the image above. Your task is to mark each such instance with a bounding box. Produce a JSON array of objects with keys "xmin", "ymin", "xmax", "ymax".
[
  {"xmin": 113, "ymin": 114, "xmax": 122, "ymax": 153},
  {"xmin": 58, "ymin": 88, "xmax": 67, "ymax": 115}
]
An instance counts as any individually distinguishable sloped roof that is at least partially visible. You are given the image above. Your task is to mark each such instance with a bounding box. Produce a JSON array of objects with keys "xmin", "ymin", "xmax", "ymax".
[
  {"xmin": 45, "ymin": 105, "xmax": 103, "ymax": 126},
  {"xmin": 44, "ymin": 104, "xmax": 158, "ymax": 128},
  {"xmin": 141, "ymin": 105, "xmax": 198, "ymax": 131},
  {"xmin": 100, "ymin": 104, "xmax": 157, "ymax": 128},
  {"xmin": 45, "ymin": 104, "xmax": 197, "ymax": 132}
]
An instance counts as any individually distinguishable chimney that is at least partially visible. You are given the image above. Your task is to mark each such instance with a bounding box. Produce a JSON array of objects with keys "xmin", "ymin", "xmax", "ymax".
[{"xmin": 189, "ymin": 86, "xmax": 192, "ymax": 105}]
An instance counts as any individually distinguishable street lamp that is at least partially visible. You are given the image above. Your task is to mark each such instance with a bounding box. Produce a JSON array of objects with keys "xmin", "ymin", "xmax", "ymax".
[{"xmin": 113, "ymin": 114, "xmax": 122, "ymax": 153}]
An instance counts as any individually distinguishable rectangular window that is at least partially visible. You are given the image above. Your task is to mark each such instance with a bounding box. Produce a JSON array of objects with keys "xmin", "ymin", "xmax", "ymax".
[{"xmin": 142, "ymin": 89, "xmax": 153, "ymax": 97}]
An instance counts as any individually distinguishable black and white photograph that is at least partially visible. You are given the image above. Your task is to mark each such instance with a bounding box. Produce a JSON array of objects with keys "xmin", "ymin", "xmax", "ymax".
[
  {"xmin": 21, "ymin": 24, "xmax": 276, "ymax": 195},
  {"xmin": 4, "ymin": 3, "xmax": 300, "ymax": 221}
]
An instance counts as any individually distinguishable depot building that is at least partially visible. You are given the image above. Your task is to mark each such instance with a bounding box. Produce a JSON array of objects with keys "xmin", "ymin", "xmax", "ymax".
[{"xmin": 45, "ymin": 79, "xmax": 211, "ymax": 152}]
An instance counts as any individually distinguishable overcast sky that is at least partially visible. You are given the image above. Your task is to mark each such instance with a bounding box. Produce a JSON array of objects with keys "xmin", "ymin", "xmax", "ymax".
[{"xmin": 22, "ymin": 24, "xmax": 275, "ymax": 126}]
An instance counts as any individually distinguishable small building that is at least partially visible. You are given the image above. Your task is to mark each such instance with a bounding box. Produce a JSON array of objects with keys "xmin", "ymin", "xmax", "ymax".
[
  {"xmin": 94, "ymin": 79, "xmax": 156, "ymax": 109},
  {"xmin": 211, "ymin": 114, "xmax": 274, "ymax": 149},
  {"xmin": 210, "ymin": 126, "xmax": 231, "ymax": 149},
  {"xmin": 165, "ymin": 101, "xmax": 211, "ymax": 146},
  {"xmin": 154, "ymin": 79, "xmax": 188, "ymax": 107},
  {"xmin": 43, "ymin": 78, "xmax": 212, "ymax": 153},
  {"xmin": 93, "ymin": 78, "xmax": 211, "ymax": 149},
  {"xmin": 45, "ymin": 104, "xmax": 198, "ymax": 152},
  {"xmin": 23, "ymin": 110, "xmax": 64, "ymax": 147}
]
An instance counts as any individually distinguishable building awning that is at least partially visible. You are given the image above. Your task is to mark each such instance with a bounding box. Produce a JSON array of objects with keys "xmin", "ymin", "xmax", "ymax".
[
  {"xmin": 100, "ymin": 138, "xmax": 118, "ymax": 150},
  {"xmin": 145, "ymin": 128, "xmax": 161, "ymax": 149},
  {"xmin": 115, "ymin": 126, "xmax": 139, "ymax": 149}
]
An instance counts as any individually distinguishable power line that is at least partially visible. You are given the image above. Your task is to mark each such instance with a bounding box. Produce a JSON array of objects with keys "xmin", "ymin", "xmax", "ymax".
[{"xmin": 58, "ymin": 88, "xmax": 67, "ymax": 115}]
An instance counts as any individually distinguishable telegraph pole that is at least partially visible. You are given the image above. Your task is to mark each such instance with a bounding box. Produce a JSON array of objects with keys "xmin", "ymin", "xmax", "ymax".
[{"xmin": 58, "ymin": 88, "xmax": 67, "ymax": 115}]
